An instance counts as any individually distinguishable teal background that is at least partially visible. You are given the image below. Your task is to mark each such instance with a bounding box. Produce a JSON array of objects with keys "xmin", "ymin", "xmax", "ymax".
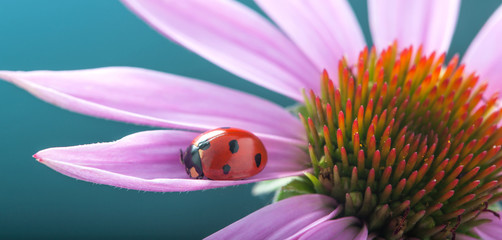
[{"xmin": 0, "ymin": 0, "xmax": 500, "ymax": 239}]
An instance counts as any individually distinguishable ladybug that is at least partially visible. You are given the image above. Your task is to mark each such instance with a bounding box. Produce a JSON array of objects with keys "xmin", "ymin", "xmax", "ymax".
[{"xmin": 180, "ymin": 127, "xmax": 268, "ymax": 180}]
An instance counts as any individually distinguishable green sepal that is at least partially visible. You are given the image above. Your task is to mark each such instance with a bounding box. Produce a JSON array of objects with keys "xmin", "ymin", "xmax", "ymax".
[
  {"xmin": 305, "ymin": 172, "xmax": 327, "ymax": 195},
  {"xmin": 288, "ymin": 103, "xmax": 309, "ymax": 117},
  {"xmin": 274, "ymin": 176, "xmax": 316, "ymax": 202}
]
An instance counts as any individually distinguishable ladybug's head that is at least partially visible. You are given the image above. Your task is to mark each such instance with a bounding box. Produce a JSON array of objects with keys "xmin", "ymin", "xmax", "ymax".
[{"xmin": 180, "ymin": 144, "xmax": 204, "ymax": 179}]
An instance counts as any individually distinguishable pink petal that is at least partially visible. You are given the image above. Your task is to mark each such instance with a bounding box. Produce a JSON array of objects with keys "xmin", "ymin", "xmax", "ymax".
[
  {"xmin": 121, "ymin": 0, "xmax": 320, "ymax": 101},
  {"xmin": 34, "ymin": 130, "xmax": 311, "ymax": 192},
  {"xmin": 206, "ymin": 194, "xmax": 337, "ymax": 240},
  {"xmin": 463, "ymin": 5, "xmax": 502, "ymax": 99},
  {"xmin": 354, "ymin": 224, "xmax": 370, "ymax": 240},
  {"xmin": 456, "ymin": 234, "xmax": 478, "ymax": 240},
  {"xmin": 286, "ymin": 205, "xmax": 343, "ymax": 240},
  {"xmin": 0, "ymin": 67, "xmax": 305, "ymax": 141},
  {"xmin": 297, "ymin": 217, "xmax": 367, "ymax": 240},
  {"xmin": 471, "ymin": 211, "xmax": 502, "ymax": 240},
  {"xmin": 368, "ymin": 0, "xmax": 460, "ymax": 54},
  {"xmin": 256, "ymin": 0, "xmax": 365, "ymax": 81}
]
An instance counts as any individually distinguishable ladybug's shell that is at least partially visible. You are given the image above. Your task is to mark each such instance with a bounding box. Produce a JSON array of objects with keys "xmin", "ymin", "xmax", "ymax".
[{"xmin": 192, "ymin": 128, "xmax": 267, "ymax": 180}]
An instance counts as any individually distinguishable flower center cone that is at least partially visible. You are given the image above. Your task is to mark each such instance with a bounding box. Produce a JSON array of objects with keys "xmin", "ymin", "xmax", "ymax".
[{"xmin": 290, "ymin": 42, "xmax": 502, "ymax": 239}]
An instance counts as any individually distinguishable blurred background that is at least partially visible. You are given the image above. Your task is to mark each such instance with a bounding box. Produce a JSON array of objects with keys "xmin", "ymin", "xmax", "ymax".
[{"xmin": 0, "ymin": 0, "xmax": 500, "ymax": 239}]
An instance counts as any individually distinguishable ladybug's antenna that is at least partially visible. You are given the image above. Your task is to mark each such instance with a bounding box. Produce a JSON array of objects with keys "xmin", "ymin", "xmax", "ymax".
[{"xmin": 179, "ymin": 149, "xmax": 184, "ymax": 164}]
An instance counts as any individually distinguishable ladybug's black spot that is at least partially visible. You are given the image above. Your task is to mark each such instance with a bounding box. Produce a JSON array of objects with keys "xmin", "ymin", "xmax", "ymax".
[
  {"xmin": 255, "ymin": 153, "xmax": 262, "ymax": 168},
  {"xmin": 198, "ymin": 140, "xmax": 211, "ymax": 150},
  {"xmin": 222, "ymin": 164, "xmax": 231, "ymax": 174},
  {"xmin": 229, "ymin": 140, "xmax": 239, "ymax": 153},
  {"xmin": 219, "ymin": 127, "xmax": 231, "ymax": 129}
]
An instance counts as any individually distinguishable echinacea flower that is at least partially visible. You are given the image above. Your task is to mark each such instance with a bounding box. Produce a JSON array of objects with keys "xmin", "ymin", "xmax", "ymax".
[{"xmin": 2, "ymin": 0, "xmax": 502, "ymax": 239}]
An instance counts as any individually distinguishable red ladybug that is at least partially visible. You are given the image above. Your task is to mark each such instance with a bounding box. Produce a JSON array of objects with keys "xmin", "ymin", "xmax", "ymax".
[{"xmin": 180, "ymin": 127, "xmax": 268, "ymax": 180}]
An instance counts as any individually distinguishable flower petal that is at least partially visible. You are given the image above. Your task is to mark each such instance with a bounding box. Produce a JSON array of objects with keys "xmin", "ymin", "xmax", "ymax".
[
  {"xmin": 297, "ymin": 217, "xmax": 367, "ymax": 240},
  {"xmin": 34, "ymin": 130, "xmax": 311, "ymax": 192},
  {"xmin": 256, "ymin": 0, "xmax": 366, "ymax": 76},
  {"xmin": 121, "ymin": 0, "xmax": 320, "ymax": 101},
  {"xmin": 471, "ymin": 211, "xmax": 502, "ymax": 240},
  {"xmin": 368, "ymin": 0, "xmax": 460, "ymax": 54},
  {"xmin": 206, "ymin": 194, "xmax": 336, "ymax": 240},
  {"xmin": 462, "ymin": 5, "xmax": 502, "ymax": 99},
  {"xmin": 286, "ymin": 205, "xmax": 343, "ymax": 240},
  {"xmin": 456, "ymin": 234, "xmax": 477, "ymax": 240},
  {"xmin": 0, "ymin": 67, "xmax": 304, "ymax": 141}
]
